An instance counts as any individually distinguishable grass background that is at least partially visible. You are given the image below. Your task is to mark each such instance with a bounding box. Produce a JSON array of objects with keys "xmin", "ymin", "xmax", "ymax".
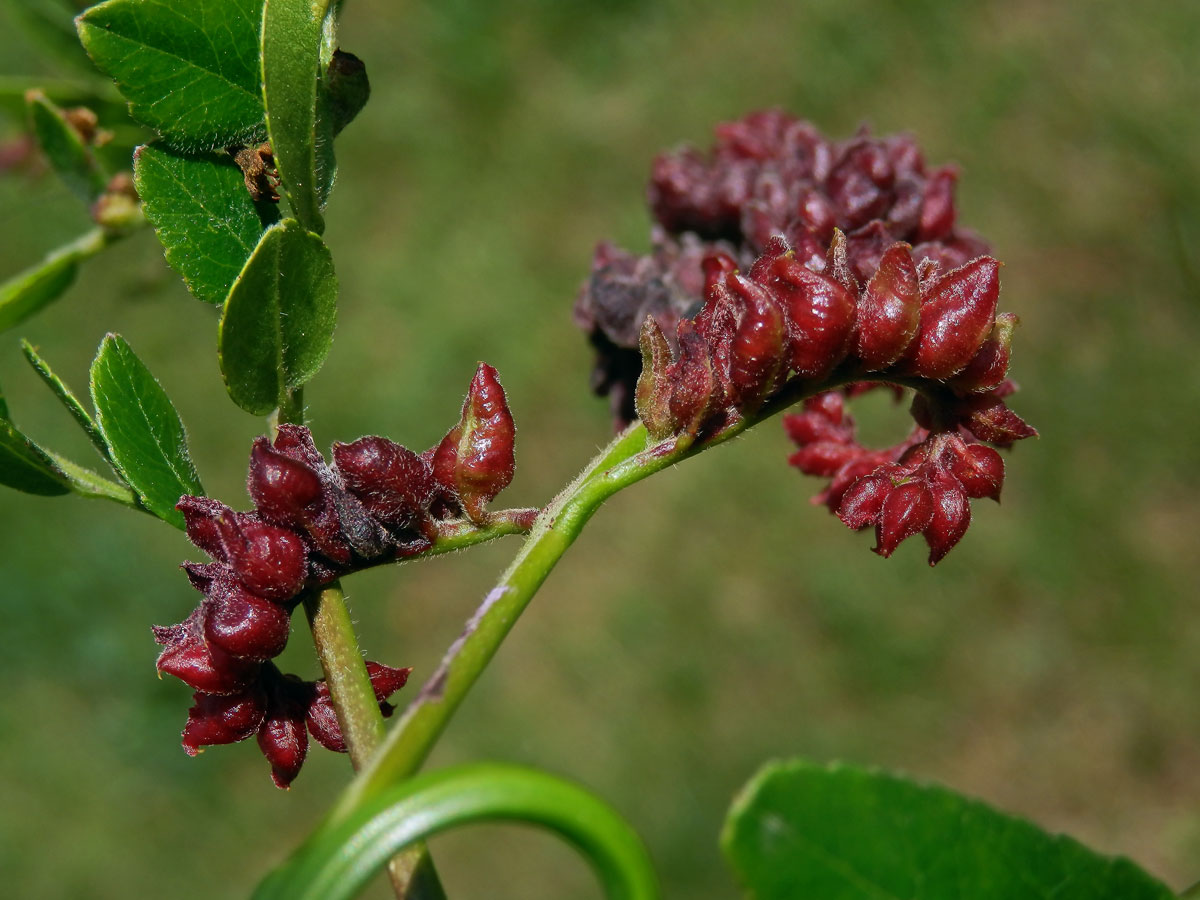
[{"xmin": 2, "ymin": 0, "xmax": 1199, "ymax": 896}]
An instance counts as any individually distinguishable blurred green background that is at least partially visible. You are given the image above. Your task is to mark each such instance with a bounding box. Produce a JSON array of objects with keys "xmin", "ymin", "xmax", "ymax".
[{"xmin": 2, "ymin": 0, "xmax": 1199, "ymax": 896}]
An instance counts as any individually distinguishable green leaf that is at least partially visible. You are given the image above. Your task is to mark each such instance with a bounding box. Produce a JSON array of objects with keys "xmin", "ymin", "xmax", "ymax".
[
  {"xmin": 0, "ymin": 229, "xmax": 112, "ymax": 334},
  {"xmin": 76, "ymin": 0, "xmax": 266, "ymax": 150},
  {"xmin": 134, "ymin": 143, "xmax": 279, "ymax": 305},
  {"xmin": 21, "ymin": 339, "xmax": 112, "ymax": 462},
  {"xmin": 261, "ymin": 0, "xmax": 334, "ymax": 232},
  {"xmin": 721, "ymin": 759, "xmax": 1175, "ymax": 900},
  {"xmin": 254, "ymin": 763, "xmax": 659, "ymax": 900},
  {"xmin": 0, "ymin": 417, "xmax": 71, "ymax": 496},
  {"xmin": 0, "ymin": 380, "xmax": 9, "ymax": 420},
  {"xmin": 27, "ymin": 90, "xmax": 108, "ymax": 203},
  {"xmin": 218, "ymin": 218, "xmax": 337, "ymax": 415},
  {"xmin": 89, "ymin": 334, "xmax": 204, "ymax": 528}
]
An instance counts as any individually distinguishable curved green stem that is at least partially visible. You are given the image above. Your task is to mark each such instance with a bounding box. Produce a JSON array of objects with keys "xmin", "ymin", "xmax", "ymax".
[
  {"xmin": 332, "ymin": 371, "xmax": 873, "ymax": 821},
  {"xmin": 254, "ymin": 763, "xmax": 659, "ymax": 900}
]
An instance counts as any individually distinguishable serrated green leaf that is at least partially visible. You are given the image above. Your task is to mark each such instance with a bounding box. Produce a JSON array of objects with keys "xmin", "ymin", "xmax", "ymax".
[
  {"xmin": 77, "ymin": 0, "xmax": 266, "ymax": 150},
  {"xmin": 0, "ymin": 416, "xmax": 71, "ymax": 496},
  {"xmin": 261, "ymin": 0, "xmax": 334, "ymax": 233},
  {"xmin": 722, "ymin": 759, "xmax": 1175, "ymax": 900},
  {"xmin": 21, "ymin": 339, "xmax": 112, "ymax": 462},
  {"xmin": 89, "ymin": 334, "xmax": 203, "ymax": 528},
  {"xmin": 134, "ymin": 143, "xmax": 279, "ymax": 305},
  {"xmin": 0, "ymin": 229, "xmax": 113, "ymax": 333},
  {"xmin": 27, "ymin": 90, "xmax": 108, "ymax": 203},
  {"xmin": 218, "ymin": 218, "xmax": 337, "ymax": 414}
]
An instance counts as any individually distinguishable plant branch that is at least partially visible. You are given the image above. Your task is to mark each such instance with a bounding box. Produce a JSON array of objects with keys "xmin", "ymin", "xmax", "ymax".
[
  {"xmin": 329, "ymin": 370, "xmax": 897, "ymax": 821},
  {"xmin": 302, "ymin": 582, "xmax": 386, "ymax": 768}
]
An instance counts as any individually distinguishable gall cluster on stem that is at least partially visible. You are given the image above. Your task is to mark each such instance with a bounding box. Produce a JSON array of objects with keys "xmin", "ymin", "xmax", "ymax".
[
  {"xmin": 154, "ymin": 364, "xmax": 519, "ymax": 787},
  {"xmin": 575, "ymin": 110, "xmax": 1035, "ymax": 563}
]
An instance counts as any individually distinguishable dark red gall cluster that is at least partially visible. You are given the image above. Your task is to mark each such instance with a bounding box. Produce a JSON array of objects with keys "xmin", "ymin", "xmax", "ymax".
[
  {"xmin": 576, "ymin": 111, "xmax": 989, "ymax": 425},
  {"xmin": 175, "ymin": 660, "xmax": 409, "ymax": 789},
  {"xmin": 648, "ymin": 109, "xmax": 984, "ymax": 265},
  {"xmin": 631, "ymin": 232, "xmax": 1033, "ymax": 561},
  {"xmin": 155, "ymin": 364, "xmax": 518, "ymax": 786},
  {"xmin": 633, "ymin": 233, "xmax": 1027, "ymax": 433},
  {"xmin": 784, "ymin": 391, "xmax": 1014, "ymax": 564},
  {"xmin": 576, "ymin": 109, "xmax": 1035, "ymax": 562}
]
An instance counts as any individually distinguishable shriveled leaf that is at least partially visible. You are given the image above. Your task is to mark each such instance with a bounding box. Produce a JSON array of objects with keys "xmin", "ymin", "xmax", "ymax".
[
  {"xmin": 27, "ymin": 90, "xmax": 108, "ymax": 202},
  {"xmin": 77, "ymin": 0, "xmax": 266, "ymax": 149},
  {"xmin": 261, "ymin": 0, "xmax": 334, "ymax": 232},
  {"xmin": 21, "ymin": 339, "xmax": 111, "ymax": 461},
  {"xmin": 90, "ymin": 334, "xmax": 204, "ymax": 528},
  {"xmin": 134, "ymin": 144, "xmax": 279, "ymax": 305},
  {"xmin": 218, "ymin": 219, "xmax": 337, "ymax": 414},
  {"xmin": 0, "ymin": 230, "xmax": 113, "ymax": 333},
  {"xmin": 722, "ymin": 759, "xmax": 1174, "ymax": 900},
  {"xmin": 0, "ymin": 417, "xmax": 71, "ymax": 496}
]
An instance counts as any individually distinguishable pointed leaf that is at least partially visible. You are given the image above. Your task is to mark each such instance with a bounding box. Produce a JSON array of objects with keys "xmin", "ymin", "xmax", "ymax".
[
  {"xmin": 0, "ymin": 229, "xmax": 112, "ymax": 333},
  {"xmin": 90, "ymin": 334, "xmax": 204, "ymax": 528},
  {"xmin": 722, "ymin": 759, "xmax": 1174, "ymax": 900},
  {"xmin": 0, "ymin": 417, "xmax": 71, "ymax": 496},
  {"xmin": 27, "ymin": 89, "xmax": 108, "ymax": 202},
  {"xmin": 261, "ymin": 0, "xmax": 334, "ymax": 232},
  {"xmin": 21, "ymin": 339, "xmax": 111, "ymax": 462},
  {"xmin": 77, "ymin": 0, "xmax": 266, "ymax": 149},
  {"xmin": 134, "ymin": 144, "xmax": 279, "ymax": 305},
  {"xmin": 219, "ymin": 219, "xmax": 337, "ymax": 415}
]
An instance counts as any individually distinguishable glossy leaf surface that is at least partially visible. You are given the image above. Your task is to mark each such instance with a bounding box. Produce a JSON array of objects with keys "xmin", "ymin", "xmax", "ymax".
[
  {"xmin": 722, "ymin": 759, "xmax": 1175, "ymax": 900},
  {"xmin": 90, "ymin": 334, "xmax": 204, "ymax": 528},
  {"xmin": 77, "ymin": 0, "xmax": 266, "ymax": 149},
  {"xmin": 219, "ymin": 219, "xmax": 337, "ymax": 414},
  {"xmin": 134, "ymin": 144, "xmax": 278, "ymax": 305},
  {"xmin": 261, "ymin": 0, "xmax": 333, "ymax": 232}
]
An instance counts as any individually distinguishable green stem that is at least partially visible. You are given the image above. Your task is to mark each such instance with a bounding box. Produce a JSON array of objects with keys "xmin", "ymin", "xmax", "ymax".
[
  {"xmin": 280, "ymin": 392, "xmax": 445, "ymax": 899},
  {"xmin": 303, "ymin": 582, "xmax": 386, "ymax": 768},
  {"xmin": 303, "ymin": 584, "xmax": 448, "ymax": 900},
  {"xmin": 254, "ymin": 763, "xmax": 658, "ymax": 900},
  {"xmin": 332, "ymin": 372, "xmax": 865, "ymax": 821},
  {"xmin": 274, "ymin": 385, "xmax": 305, "ymax": 432}
]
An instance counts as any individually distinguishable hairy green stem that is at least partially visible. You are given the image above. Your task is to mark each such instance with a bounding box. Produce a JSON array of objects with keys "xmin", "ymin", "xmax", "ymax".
[
  {"xmin": 279, "ymin": 396, "xmax": 445, "ymax": 899},
  {"xmin": 302, "ymin": 584, "xmax": 447, "ymax": 900},
  {"xmin": 303, "ymin": 582, "xmax": 387, "ymax": 768}
]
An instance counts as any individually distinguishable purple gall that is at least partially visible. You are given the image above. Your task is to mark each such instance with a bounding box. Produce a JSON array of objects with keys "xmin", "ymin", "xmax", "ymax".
[{"xmin": 332, "ymin": 436, "xmax": 437, "ymax": 533}]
